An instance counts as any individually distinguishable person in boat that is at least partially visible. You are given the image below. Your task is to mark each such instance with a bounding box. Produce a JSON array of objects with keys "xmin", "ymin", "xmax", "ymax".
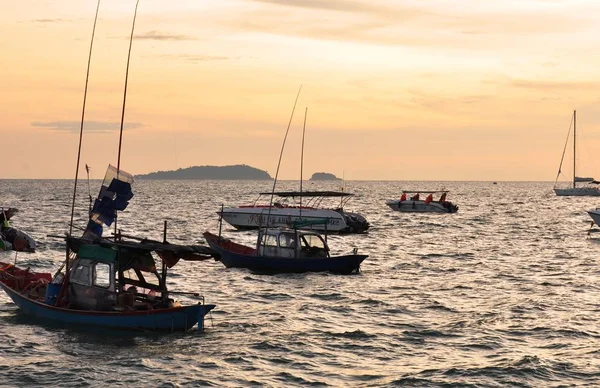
[
  {"xmin": 439, "ymin": 192, "xmax": 447, "ymax": 203},
  {"xmin": 424, "ymin": 193, "xmax": 433, "ymax": 204},
  {"xmin": 410, "ymin": 193, "xmax": 420, "ymax": 201},
  {"xmin": 400, "ymin": 193, "xmax": 407, "ymax": 202}
]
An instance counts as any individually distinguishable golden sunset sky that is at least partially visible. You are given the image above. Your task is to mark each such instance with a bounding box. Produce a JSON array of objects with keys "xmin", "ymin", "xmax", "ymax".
[{"xmin": 2, "ymin": 0, "xmax": 600, "ymax": 180}]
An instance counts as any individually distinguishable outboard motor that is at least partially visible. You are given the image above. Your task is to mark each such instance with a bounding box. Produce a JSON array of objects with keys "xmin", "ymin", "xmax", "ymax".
[{"xmin": 344, "ymin": 213, "xmax": 370, "ymax": 233}]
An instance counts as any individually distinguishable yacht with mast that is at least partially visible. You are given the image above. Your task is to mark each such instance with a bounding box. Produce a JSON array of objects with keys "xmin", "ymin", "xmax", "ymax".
[{"xmin": 554, "ymin": 110, "xmax": 600, "ymax": 196}]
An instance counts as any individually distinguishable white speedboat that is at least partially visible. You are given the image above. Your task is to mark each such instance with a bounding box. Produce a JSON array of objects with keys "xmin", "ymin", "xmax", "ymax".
[
  {"xmin": 219, "ymin": 191, "xmax": 370, "ymax": 234},
  {"xmin": 385, "ymin": 191, "xmax": 458, "ymax": 213},
  {"xmin": 554, "ymin": 110, "xmax": 600, "ymax": 196}
]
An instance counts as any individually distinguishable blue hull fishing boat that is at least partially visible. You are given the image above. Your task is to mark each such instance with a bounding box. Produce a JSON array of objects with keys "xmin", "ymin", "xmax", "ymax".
[
  {"xmin": 0, "ymin": 1, "xmax": 217, "ymax": 332},
  {"xmin": 0, "ymin": 166, "xmax": 217, "ymax": 332},
  {"xmin": 0, "ymin": 275, "xmax": 214, "ymax": 332}
]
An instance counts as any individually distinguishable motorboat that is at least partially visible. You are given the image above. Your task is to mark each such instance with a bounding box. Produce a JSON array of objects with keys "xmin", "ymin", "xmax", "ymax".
[
  {"xmin": 554, "ymin": 110, "xmax": 600, "ymax": 196},
  {"xmin": 204, "ymin": 219, "xmax": 367, "ymax": 274},
  {"xmin": 385, "ymin": 191, "xmax": 458, "ymax": 213},
  {"xmin": 219, "ymin": 191, "xmax": 369, "ymax": 234}
]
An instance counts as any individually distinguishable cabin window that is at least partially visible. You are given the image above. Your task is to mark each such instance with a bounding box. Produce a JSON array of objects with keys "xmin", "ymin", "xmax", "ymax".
[
  {"xmin": 278, "ymin": 233, "xmax": 297, "ymax": 248},
  {"xmin": 301, "ymin": 235, "xmax": 326, "ymax": 249},
  {"xmin": 260, "ymin": 234, "xmax": 278, "ymax": 247},
  {"xmin": 93, "ymin": 262, "xmax": 111, "ymax": 288},
  {"xmin": 70, "ymin": 262, "xmax": 91, "ymax": 286}
]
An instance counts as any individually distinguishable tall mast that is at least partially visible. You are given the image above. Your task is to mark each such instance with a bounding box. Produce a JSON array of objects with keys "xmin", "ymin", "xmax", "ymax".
[
  {"xmin": 299, "ymin": 107, "xmax": 307, "ymax": 219},
  {"xmin": 573, "ymin": 110, "xmax": 576, "ymax": 189},
  {"xmin": 114, "ymin": 0, "xmax": 140, "ymax": 237},
  {"xmin": 264, "ymin": 85, "xmax": 302, "ymax": 231},
  {"xmin": 68, "ymin": 0, "xmax": 101, "ymax": 236}
]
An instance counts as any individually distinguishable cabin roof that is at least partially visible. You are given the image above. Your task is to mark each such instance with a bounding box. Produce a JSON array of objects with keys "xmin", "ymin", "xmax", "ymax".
[
  {"xmin": 259, "ymin": 191, "xmax": 353, "ymax": 197},
  {"xmin": 260, "ymin": 227, "xmax": 321, "ymax": 237}
]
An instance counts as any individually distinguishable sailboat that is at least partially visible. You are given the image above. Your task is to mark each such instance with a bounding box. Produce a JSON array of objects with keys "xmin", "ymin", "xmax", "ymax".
[
  {"xmin": 0, "ymin": 1, "xmax": 216, "ymax": 332},
  {"xmin": 554, "ymin": 110, "xmax": 600, "ymax": 196}
]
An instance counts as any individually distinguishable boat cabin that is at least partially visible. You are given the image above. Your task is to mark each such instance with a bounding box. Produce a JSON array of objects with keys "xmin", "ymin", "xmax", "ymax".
[
  {"xmin": 257, "ymin": 228, "xmax": 330, "ymax": 259},
  {"xmin": 67, "ymin": 244, "xmax": 171, "ymax": 311}
]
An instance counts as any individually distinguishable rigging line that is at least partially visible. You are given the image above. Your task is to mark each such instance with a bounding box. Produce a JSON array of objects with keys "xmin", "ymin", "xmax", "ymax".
[
  {"xmin": 554, "ymin": 111, "xmax": 575, "ymax": 187},
  {"xmin": 264, "ymin": 85, "xmax": 302, "ymax": 232},
  {"xmin": 69, "ymin": 0, "xmax": 101, "ymax": 236},
  {"xmin": 115, "ymin": 0, "xmax": 140, "ymax": 238},
  {"xmin": 299, "ymin": 107, "xmax": 307, "ymax": 219}
]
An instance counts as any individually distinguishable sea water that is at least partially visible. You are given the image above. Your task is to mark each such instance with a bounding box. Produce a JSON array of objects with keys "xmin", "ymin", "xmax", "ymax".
[{"xmin": 1, "ymin": 179, "xmax": 599, "ymax": 387}]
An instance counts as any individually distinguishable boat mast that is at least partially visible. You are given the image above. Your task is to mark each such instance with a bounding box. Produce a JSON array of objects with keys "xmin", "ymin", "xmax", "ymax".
[
  {"xmin": 573, "ymin": 110, "xmax": 576, "ymax": 189},
  {"xmin": 68, "ymin": 0, "xmax": 101, "ymax": 236},
  {"xmin": 299, "ymin": 107, "xmax": 307, "ymax": 219},
  {"xmin": 554, "ymin": 112, "xmax": 575, "ymax": 189},
  {"xmin": 263, "ymin": 85, "xmax": 302, "ymax": 235},
  {"xmin": 114, "ymin": 0, "xmax": 140, "ymax": 238}
]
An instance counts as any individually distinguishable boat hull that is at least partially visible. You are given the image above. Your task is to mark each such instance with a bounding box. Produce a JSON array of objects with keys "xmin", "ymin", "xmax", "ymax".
[
  {"xmin": 204, "ymin": 232, "xmax": 367, "ymax": 274},
  {"xmin": 588, "ymin": 209, "xmax": 600, "ymax": 226},
  {"xmin": 219, "ymin": 207, "xmax": 369, "ymax": 234},
  {"xmin": 554, "ymin": 188, "xmax": 600, "ymax": 196},
  {"xmin": 0, "ymin": 281, "xmax": 215, "ymax": 332},
  {"xmin": 385, "ymin": 200, "xmax": 458, "ymax": 213}
]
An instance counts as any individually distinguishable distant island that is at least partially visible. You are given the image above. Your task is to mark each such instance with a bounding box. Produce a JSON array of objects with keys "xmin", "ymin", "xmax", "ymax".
[
  {"xmin": 136, "ymin": 164, "xmax": 272, "ymax": 180},
  {"xmin": 310, "ymin": 172, "xmax": 342, "ymax": 181}
]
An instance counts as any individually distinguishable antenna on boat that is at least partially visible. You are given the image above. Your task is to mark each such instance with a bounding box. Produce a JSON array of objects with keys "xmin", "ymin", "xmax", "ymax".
[
  {"xmin": 68, "ymin": 0, "xmax": 101, "ymax": 236},
  {"xmin": 264, "ymin": 85, "xmax": 302, "ymax": 232},
  {"xmin": 114, "ymin": 0, "xmax": 140, "ymax": 238},
  {"xmin": 85, "ymin": 164, "xmax": 93, "ymax": 214},
  {"xmin": 299, "ymin": 107, "xmax": 307, "ymax": 220}
]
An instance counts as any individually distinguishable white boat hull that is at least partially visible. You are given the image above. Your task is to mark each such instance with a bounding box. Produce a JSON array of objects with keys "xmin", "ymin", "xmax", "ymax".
[
  {"xmin": 385, "ymin": 200, "xmax": 458, "ymax": 213},
  {"xmin": 588, "ymin": 208, "xmax": 600, "ymax": 225},
  {"xmin": 219, "ymin": 206, "xmax": 369, "ymax": 234},
  {"xmin": 554, "ymin": 187, "xmax": 600, "ymax": 196}
]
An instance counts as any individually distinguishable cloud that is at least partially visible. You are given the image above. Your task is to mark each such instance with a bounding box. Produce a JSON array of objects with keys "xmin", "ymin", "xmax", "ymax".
[
  {"xmin": 31, "ymin": 121, "xmax": 144, "ymax": 133},
  {"xmin": 251, "ymin": 0, "xmax": 401, "ymax": 15},
  {"xmin": 134, "ymin": 30, "xmax": 195, "ymax": 41},
  {"xmin": 510, "ymin": 79, "xmax": 600, "ymax": 91},
  {"xmin": 237, "ymin": 1, "xmax": 599, "ymax": 49},
  {"xmin": 30, "ymin": 18, "xmax": 71, "ymax": 23},
  {"xmin": 157, "ymin": 54, "xmax": 234, "ymax": 62}
]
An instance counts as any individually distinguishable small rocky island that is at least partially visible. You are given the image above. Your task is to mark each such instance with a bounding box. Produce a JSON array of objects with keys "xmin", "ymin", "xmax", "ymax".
[
  {"xmin": 136, "ymin": 164, "xmax": 272, "ymax": 180},
  {"xmin": 309, "ymin": 172, "xmax": 342, "ymax": 181}
]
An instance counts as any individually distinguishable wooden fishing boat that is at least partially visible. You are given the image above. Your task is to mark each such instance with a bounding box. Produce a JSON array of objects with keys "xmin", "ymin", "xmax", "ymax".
[
  {"xmin": 0, "ymin": 166, "xmax": 217, "ymax": 332},
  {"xmin": 205, "ymin": 106, "xmax": 368, "ymax": 274},
  {"xmin": 0, "ymin": 2, "xmax": 216, "ymax": 333},
  {"xmin": 1, "ymin": 207, "xmax": 36, "ymax": 252},
  {"xmin": 0, "ymin": 241, "xmax": 215, "ymax": 332},
  {"xmin": 206, "ymin": 218, "xmax": 366, "ymax": 275}
]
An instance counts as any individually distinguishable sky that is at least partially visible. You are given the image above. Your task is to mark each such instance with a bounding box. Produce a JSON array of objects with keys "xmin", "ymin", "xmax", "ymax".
[{"xmin": 2, "ymin": 0, "xmax": 600, "ymax": 181}]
